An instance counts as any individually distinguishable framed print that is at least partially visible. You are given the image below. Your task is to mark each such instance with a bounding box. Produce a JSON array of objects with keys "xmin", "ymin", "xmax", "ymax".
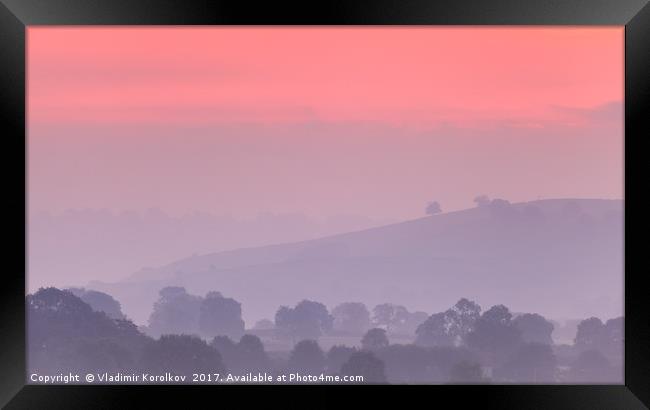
[{"xmin": 1, "ymin": 0, "xmax": 648, "ymax": 408}]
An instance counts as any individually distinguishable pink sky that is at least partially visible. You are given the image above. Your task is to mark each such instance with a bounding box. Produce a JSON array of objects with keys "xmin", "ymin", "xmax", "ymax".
[{"xmin": 28, "ymin": 27, "xmax": 623, "ymax": 220}]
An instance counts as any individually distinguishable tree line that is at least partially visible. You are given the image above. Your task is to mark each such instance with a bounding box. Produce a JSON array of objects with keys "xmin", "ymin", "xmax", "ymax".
[{"xmin": 27, "ymin": 287, "xmax": 622, "ymax": 384}]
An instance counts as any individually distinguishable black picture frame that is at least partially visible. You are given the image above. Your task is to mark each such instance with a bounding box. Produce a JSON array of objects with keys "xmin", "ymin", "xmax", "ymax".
[{"xmin": 1, "ymin": 0, "xmax": 648, "ymax": 408}]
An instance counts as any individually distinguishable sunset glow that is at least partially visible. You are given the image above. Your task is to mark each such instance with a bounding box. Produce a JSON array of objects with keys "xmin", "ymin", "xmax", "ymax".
[{"xmin": 28, "ymin": 27, "xmax": 623, "ymax": 218}]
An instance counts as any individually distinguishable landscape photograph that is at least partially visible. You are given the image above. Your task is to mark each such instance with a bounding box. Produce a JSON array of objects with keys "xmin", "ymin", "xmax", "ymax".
[{"xmin": 27, "ymin": 27, "xmax": 623, "ymax": 384}]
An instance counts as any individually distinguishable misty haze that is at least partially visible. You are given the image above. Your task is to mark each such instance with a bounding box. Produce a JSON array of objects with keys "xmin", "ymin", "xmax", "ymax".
[
  {"xmin": 27, "ymin": 197, "xmax": 624, "ymax": 385},
  {"xmin": 27, "ymin": 27, "xmax": 624, "ymax": 385}
]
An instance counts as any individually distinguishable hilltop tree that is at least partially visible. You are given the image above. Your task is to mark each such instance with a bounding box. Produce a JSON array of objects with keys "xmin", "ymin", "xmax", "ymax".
[
  {"xmin": 487, "ymin": 198, "xmax": 517, "ymax": 219},
  {"xmin": 425, "ymin": 201, "xmax": 442, "ymax": 215},
  {"xmin": 474, "ymin": 195, "xmax": 491, "ymax": 207}
]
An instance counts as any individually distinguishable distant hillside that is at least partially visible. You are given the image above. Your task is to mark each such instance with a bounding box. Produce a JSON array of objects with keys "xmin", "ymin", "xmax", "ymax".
[
  {"xmin": 90, "ymin": 199, "xmax": 623, "ymax": 326},
  {"xmin": 28, "ymin": 209, "xmax": 394, "ymax": 290}
]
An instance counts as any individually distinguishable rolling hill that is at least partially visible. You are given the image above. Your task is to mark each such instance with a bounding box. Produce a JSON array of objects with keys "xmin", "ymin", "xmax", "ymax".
[{"xmin": 89, "ymin": 199, "xmax": 623, "ymax": 326}]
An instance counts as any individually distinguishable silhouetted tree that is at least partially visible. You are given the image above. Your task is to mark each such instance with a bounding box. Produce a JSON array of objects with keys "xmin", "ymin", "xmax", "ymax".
[
  {"xmin": 29, "ymin": 285, "xmax": 624, "ymax": 385},
  {"xmin": 234, "ymin": 334, "xmax": 270, "ymax": 374},
  {"xmin": 416, "ymin": 298, "xmax": 481, "ymax": 347},
  {"xmin": 275, "ymin": 300, "xmax": 333, "ymax": 342},
  {"xmin": 326, "ymin": 345, "xmax": 357, "ymax": 374},
  {"xmin": 574, "ymin": 317, "xmax": 604, "ymax": 351},
  {"xmin": 465, "ymin": 305, "xmax": 523, "ymax": 366},
  {"xmin": 602, "ymin": 317, "xmax": 623, "ymax": 362},
  {"xmin": 474, "ymin": 195, "xmax": 491, "ymax": 207},
  {"xmin": 451, "ymin": 298, "xmax": 482, "ymax": 338},
  {"xmin": 498, "ymin": 342, "xmax": 557, "ymax": 383},
  {"xmin": 425, "ymin": 201, "xmax": 442, "ymax": 215},
  {"xmin": 274, "ymin": 306, "xmax": 294, "ymax": 340},
  {"xmin": 361, "ymin": 328, "xmax": 389, "ymax": 350},
  {"xmin": 392, "ymin": 310, "xmax": 429, "ymax": 335},
  {"xmin": 487, "ymin": 198, "xmax": 516, "ymax": 219},
  {"xmin": 340, "ymin": 351, "xmax": 387, "ymax": 383},
  {"xmin": 375, "ymin": 344, "xmax": 441, "ymax": 383},
  {"xmin": 415, "ymin": 311, "xmax": 456, "ymax": 347},
  {"xmin": 210, "ymin": 335, "xmax": 237, "ymax": 368},
  {"xmin": 331, "ymin": 302, "xmax": 371, "ymax": 334},
  {"xmin": 76, "ymin": 339, "xmax": 135, "ymax": 374},
  {"xmin": 288, "ymin": 340, "xmax": 326, "ymax": 374},
  {"xmin": 27, "ymin": 287, "xmax": 148, "ymax": 374},
  {"xmin": 603, "ymin": 317, "xmax": 623, "ymax": 344},
  {"xmin": 66, "ymin": 287, "xmax": 126, "ymax": 320},
  {"xmin": 448, "ymin": 361, "xmax": 487, "ymax": 384},
  {"xmin": 567, "ymin": 349, "xmax": 619, "ymax": 383},
  {"xmin": 198, "ymin": 291, "xmax": 245, "ymax": 340},
  {"xmin": 372, "ymin": 303, "xmax": 409, "ymax": 333},
  {"xmin": 574, "ymin": 316, "xmax": 623, "ymax": 364},
  {"xmin": 28, "ymin": 287, "xmax": 100, "ymax": 345},
  {"xmin": 513, "ymin": 313, "xmax": 554, "ymax": 345},
  {"xmin": 140, "ymin": 334, "xmax": 225, "ymax": 378},
  {"xmin": 147, "ymin": 287, "xmax": 201, "ymax": 338}
]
